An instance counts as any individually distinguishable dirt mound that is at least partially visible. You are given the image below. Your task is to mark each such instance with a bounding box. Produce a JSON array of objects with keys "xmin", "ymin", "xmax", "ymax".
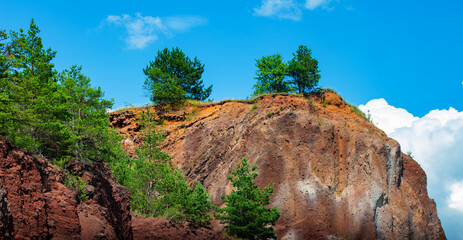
[
  {"xmin": 132, "ymin": 215, "xmax": 228, "ymax": 240},
  {"xmin": 0, "ymin": 136, "xmax": 132, "ymax": 239},
  {"xmin": 112, "ymin": 92, "xmax": 446, "ymax": 240}
]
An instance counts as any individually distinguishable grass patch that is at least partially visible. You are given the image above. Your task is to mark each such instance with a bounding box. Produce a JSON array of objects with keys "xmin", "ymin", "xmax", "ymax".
[{"xmin": 250, "ymin": 103, "xmax": 258, "ymax": 112}]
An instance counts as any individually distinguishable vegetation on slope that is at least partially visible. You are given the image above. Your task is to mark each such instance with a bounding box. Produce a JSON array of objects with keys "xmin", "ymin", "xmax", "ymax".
[{"xmin": 1, "ymin": 19, "xmax": 378, "ymax": 239}]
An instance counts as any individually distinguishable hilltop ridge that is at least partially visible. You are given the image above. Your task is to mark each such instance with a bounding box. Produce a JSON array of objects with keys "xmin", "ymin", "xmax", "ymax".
[{"xmin": 109, "ymin": 91, "xmax": 446, "ymax": 239}]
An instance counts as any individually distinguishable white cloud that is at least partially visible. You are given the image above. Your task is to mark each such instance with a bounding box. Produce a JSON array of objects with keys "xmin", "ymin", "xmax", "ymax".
[
  {"xmin": 305, "ymin": 0, "xmax": 330, "ymax": 10},
  {"xmin": 360, "ymin": 98, "xmax": 463, "ymax": 238},
  {"xmin": 449, "ymin": 181, "xmax": 463, "ymax": 213},
  {"xmin": 165, "ymin": 16, "xmax": 208, "ymax": 31},
  {"xmin": 103, "ymin": 13, "xmax": 206, "ymax": 49},
  {"xmin": 253, "ymin": 0, "xmax": 302, "ymax": 21},
  {"xmin": 358, "ymin": 98, "xmax": 418, "ymax": 135},
  {"xmin": 253, "ymin": 0, "xmax": 336, "ymax": 20}
]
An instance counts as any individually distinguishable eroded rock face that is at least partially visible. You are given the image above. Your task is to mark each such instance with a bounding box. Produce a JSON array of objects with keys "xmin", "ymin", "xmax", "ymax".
[
  {"xmin": 111, "ymin": 93, "xmax": 446, "ymax": 240},
  {"xmin": 0, "ymin": 136, "xmax": 81, "ymax": 239},
  {"xmin": 0, "ymin": 136, "xmax": 133, "ymax": 239}
]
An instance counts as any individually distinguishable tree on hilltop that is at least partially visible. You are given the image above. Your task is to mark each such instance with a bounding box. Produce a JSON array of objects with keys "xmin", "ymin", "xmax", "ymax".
[
  {"xmin": 143, "ymin": 47, "xmax": 212, "ymax": 105},
  {"xmin": 288, "ymin": 45, "xmax": 321, "ymax": 93},
  {"xmin": 252, "ymin": 45, "xmax": 321, "ymax": 96}
]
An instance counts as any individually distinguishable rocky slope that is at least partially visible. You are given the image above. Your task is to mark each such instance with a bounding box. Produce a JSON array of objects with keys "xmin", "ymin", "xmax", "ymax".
[
  {"xmin": 110, "ymin": 92, "xmax": 446, "ymax": 240},
  {"xmin": 0, "ymin": 136, "xmax": 132, "ymax": 239},
  {"xmin": 0, "ymin": 131, "xmax": 229, "ymax": 239}
]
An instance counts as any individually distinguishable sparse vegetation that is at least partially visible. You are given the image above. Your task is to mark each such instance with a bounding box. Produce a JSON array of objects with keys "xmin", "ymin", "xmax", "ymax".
[
  {"xmin": 267, "ymin": 110, "xmax": 273, "ymax": 118},
  {"xmin": 251, "ymin": 103, "xmax": 258, "ymax": 112},
  {"xmin": 406, "ymin": 151, "xmax": 414, "ymax": 158}
]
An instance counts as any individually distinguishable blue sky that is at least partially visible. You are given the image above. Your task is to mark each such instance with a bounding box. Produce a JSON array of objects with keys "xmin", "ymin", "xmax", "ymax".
[{"xmin": 1, "ymin": 0, "xmax": 463, "ymax": 238}]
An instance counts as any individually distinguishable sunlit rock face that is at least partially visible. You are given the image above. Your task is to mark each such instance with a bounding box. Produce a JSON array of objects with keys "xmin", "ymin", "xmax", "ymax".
[{"xmin": 111, "ymin": 92, "xmax": 446, "ymax": 239}]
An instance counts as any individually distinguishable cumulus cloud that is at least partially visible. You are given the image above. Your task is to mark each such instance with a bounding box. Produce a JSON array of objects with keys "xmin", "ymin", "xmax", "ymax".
[
  {"xmin": 449, "ymin": 181, "xmax": 463, "ymax": 212},
  {"xmin": 359, "ymin": 99, "xmax": 418, "ymax": 134},
  {"xmin": 253, "ymin": 0, "xmax": 335, "ymax": 20},
  {"xmin": 360, "ymin": 98, "xmax": 463, "ymax": 238},
  {"xmin": 103, "ymin": 13, "xmax": 206, "ymax": 49}
]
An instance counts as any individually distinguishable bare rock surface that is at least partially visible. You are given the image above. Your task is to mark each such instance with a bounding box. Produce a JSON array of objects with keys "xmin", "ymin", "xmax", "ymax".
[
  {"xmin": 112, "ymin": 92, "xmax": 446, "ymax": 240},
  {"xmin": 0, "ymin": 136, "xmax": 81, "ymax": 239},
  {"xmin": 0, "ymin": 136, "xmax": 132, "ymax": 239}
]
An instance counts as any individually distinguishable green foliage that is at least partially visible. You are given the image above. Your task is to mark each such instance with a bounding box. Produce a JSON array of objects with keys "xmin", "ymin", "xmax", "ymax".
[
  {"xmin": 57, "ymin": 65, "xmax": 115, "ymax": 163},
  {"xmin": 53, "ymin": 156, "xmax": 89, "ymax": 201},
  {"xmin": 250, "ymin": 103, "xmax": 258, "ymax": 112},
  {"xmin": 185, "ymin": 182, "xmax": 213, "ymax": 227},
  {"xmin": 215, "ymin": 157, "xmax": 280, "ymax": 240},
  {"xmin": 0, "ymin": 19, "xmax": 72, "ymax": 159},
  {"xmin": 0, "ymin": 21, "xmax": 130, "ymax": 205},
  {"xmin": 113, "ymin": 110, "xmax": 213, "ymax": 226},
  {"xmin": 347, "ymin": 103, "xmax": 370, "ymax": 122},
  {"xmin": 287, "ymin": 45, "xmax": 321, "ymax": 93},
  {"xmin": 252, "ymin": 45, "xmax": 320, "ymax": 96},
  {"xmin": 143, "ymin": 47, "xmax": 212, "ymax": 105},
  {"xmin": 253, "ymin": 54, "xmax": 292, "ymax": 96}
]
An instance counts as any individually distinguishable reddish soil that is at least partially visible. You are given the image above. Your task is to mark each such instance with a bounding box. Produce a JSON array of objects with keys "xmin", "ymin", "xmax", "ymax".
[
  {"xmin": 110, "ymin": 92, "xmax": 446, "ymax": 240},
  {"xmin": 131, "ymin": 214, "xmax": 228, "ymax": 240}
]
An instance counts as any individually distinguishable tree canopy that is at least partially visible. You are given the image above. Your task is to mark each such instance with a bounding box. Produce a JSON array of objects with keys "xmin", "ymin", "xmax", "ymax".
[
  {"xmin": 288, "ymin": 45, "xmax": 320, "ymax": 93},
  {"xmin": 252, "ymin": 45, "xmax": 321, "ymax": 96},
  {"xmin": 253, "ymin": 54, "xmax": 292, "ymax": 96},
  {"xmin": 143, "ymin": 47, "xmax": 212, "ymax": 105}
]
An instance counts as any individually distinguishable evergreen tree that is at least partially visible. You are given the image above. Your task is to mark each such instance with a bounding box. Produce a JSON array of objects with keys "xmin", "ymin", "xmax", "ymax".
[
  {"xmin": 185, "ymin": 182, "xmax": 213, "ymax": 227},
  {"xmin": 215, "ymin": 157, "xmax": 280, "ymax": 240},
  {"xmin": 287, "ymin": 45, "xmax": 320, "ymax": 93},
  {"xmin": 253, "ymin": 54, "xmax": 292, "ymax": 96},
  {"xmin": 143, "ymin": 47, "xmax": 212, "ymax": 105},
  {"xmin": 0, "ymin": 29, "xmax": 13, "ymax": 138},
  {"xmin": 57, "ymin": 65, "xmax": 115, "ymax": 162},
  {"xmin": 126, "ymin": 110, "xmax": 213, "ymax": 226},
  {"xmin": 1, "ymin": 19, "xmax": 71, "ymax": 158}
]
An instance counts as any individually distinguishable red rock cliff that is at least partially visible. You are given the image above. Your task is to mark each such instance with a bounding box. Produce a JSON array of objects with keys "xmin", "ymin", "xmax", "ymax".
[
  {"xmin": 110, "ymin": 92, "xmax": 446, "ymax": 240},
  {"xmin": 0, "ymin": 136, "xmax": 132, "ymax": 239}
]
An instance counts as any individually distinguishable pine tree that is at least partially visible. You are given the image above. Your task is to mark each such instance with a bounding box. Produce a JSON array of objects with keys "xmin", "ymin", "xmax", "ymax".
[
  {"xmin": 143, "ymin": 47, "xmax": 212, "ymax": 105},
  {"xmin": 128, "ymin": 111, "xmax": 213, "ymax": 226},
  {"xmin": 1, "ymin": 19, "xmax": 71, "ymax": 158},
  {"xmin": 215, "ymin": 157, "xmax": 280, "ymax": 240},
  {"xmin": 185, "ymin": 182, "xmax": 213, "ymax": 227},
  {"xmin": 287, "ymin": 45, "xmax": 320, "ymax": 93},
  {"xmin": 58, "ymin": 65, "xmax": 115, "ymax": 162}
]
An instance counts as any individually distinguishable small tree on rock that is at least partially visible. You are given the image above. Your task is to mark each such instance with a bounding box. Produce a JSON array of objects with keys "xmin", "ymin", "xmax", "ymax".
[{"xmin": 215, "ymin": 157, "xmax": 280, "ymax": 240}]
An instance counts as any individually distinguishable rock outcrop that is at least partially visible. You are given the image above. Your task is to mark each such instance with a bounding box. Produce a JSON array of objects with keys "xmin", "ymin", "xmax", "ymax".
[
  {"xmin": 111, "ymin": 92, "xmax": 446, "ymax": 240},
  {"xmin": 0, "ymin": 136, "xmax": 132, "ymax": 239}
]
